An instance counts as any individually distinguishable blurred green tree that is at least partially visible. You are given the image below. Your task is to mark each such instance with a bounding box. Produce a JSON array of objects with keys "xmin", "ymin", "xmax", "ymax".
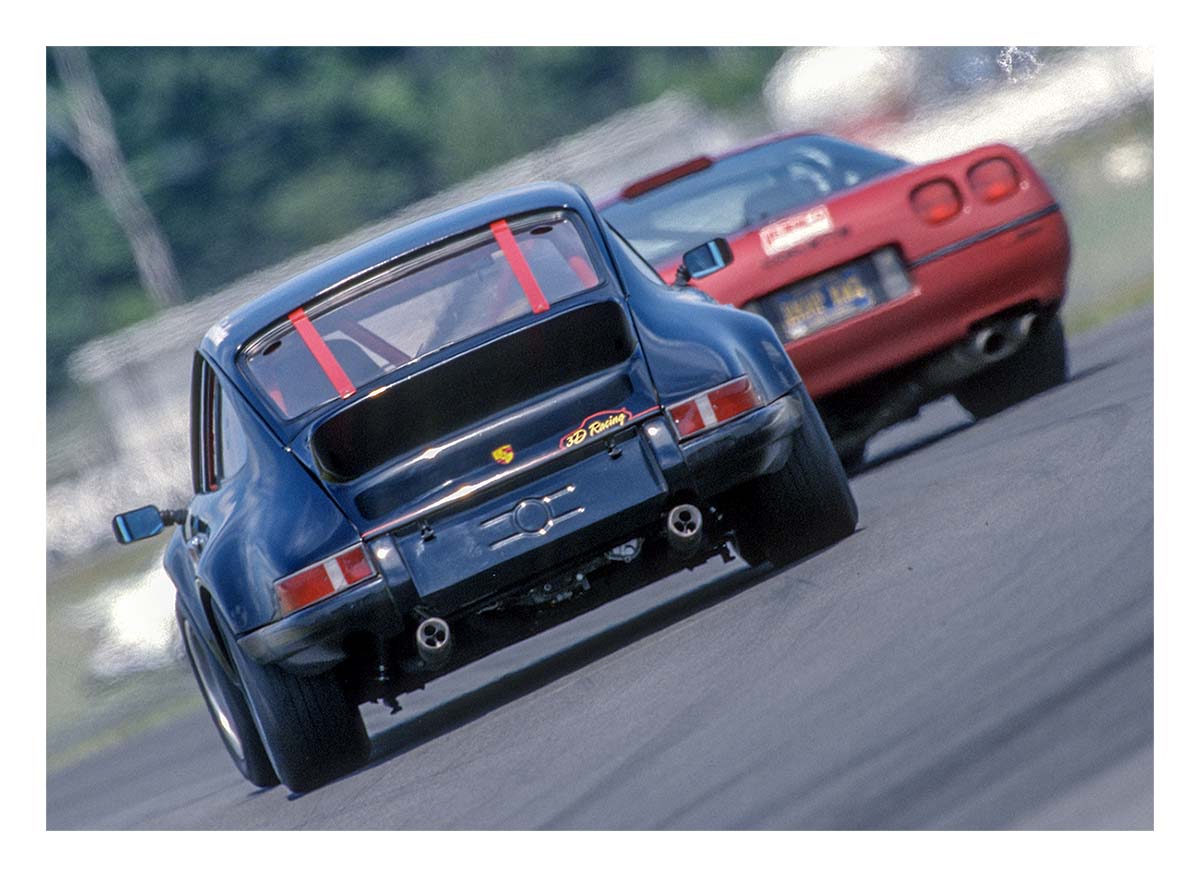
[{"xmin": 46, "ymin": 47, "xmax": 781, "ymax": 400}]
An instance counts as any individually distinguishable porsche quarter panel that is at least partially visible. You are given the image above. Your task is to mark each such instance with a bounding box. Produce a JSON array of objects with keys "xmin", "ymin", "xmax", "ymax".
[
  {"xmin": 601, "ymin": 223, "xmax": 802, "ymax": 407},
  {"xmin": 175, "ymin": 361, "xmax": 367, "ymax": 637}
]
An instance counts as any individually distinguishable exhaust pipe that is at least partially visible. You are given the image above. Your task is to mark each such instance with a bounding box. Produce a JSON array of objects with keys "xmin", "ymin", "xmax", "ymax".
[
  {"xmin": 414, "ymin": 616, "xmax": 452, "ymax": 669},
  {"xmin": 893, "ymin": 308, "xmax": 1047, "ymax": 424},
  {"xmin": 666, "ymin": 503, "xmax": 703, "ymax": 555},
  {"xmin": 1016, "ymin": 312, "xmax": 1040, "ymax": 340},
  {"xmin": 971, "ymin": 326, "xmax": 1013, "ymax": 362},
  {"xmin": 971, "ymin": 312, "xmax": 1043, "ymax": 365}
]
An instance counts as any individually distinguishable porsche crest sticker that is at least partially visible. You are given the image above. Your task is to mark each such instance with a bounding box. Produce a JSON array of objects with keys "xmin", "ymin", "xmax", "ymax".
[
  {"xmin": 560, "ymin": 408, "xmax": 632, "ymax": 449},
  {"xmin": 491, "ymin": 444, "xmax": 515, "ymax": 465}
]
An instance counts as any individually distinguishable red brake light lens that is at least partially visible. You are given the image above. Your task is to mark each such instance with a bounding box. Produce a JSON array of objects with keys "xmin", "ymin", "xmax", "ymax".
[
  {"xmin": 670, "ymin": 399, "xmax": 706, "ymax": 437},
  {"xmin": 621, "ymin": 156, "xmax": 714, "ymax": 199},
  {"xmin": 668, "ymin": 377, "xmax": 762, "ymax": 439},
  {"xmin": 336, "ymin": 547, "xmax": 374, "ymax": 584},
  {"xmin": 911, "ymin": 179, "xmax": 962, "ymax": 225},
  {"xmin": 276, "ymin": 544, "xmax": 376, "ymax": 616},
  {"xmin": 968, "ymin": 157, "xmax": 1020, "ymax": 203}
]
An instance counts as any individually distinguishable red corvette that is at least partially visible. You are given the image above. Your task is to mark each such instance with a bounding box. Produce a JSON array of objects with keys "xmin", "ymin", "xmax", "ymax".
[{"xmin": 600, "ymin": 133, "xmax": 1070, "ymax": 466}]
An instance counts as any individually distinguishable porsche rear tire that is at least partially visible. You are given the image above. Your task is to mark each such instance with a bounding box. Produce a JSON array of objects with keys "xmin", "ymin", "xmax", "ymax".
[
  {"xmin": 955, "ymin": 313, "xmax": 1068, "ymax": 419},
  {"xmin": 733, "ymin": 387, "xmax": 859, "ymax": 568},
  {"xmin": 216, "ymin": 613, "xmax": 370, "ymax": 794},
  {"xmin": 177, "ymin": 602, "xmax": 278, "ymax": 789}
]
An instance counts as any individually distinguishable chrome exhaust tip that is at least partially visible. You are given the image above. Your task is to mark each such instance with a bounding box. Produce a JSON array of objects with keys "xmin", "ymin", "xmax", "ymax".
[
  {"xmin": 972, "ymin": 326, "xmax": 1011, "ymax": 362},
  {"xmin": 415, "ymin": 616, "xmax": 452, "ymax": 668},
  {"xmin": 666, "ymin": 503, "xmax": 703, "ymax": 555},
  {"xmin": 1017, "ymin": 312, "xmax": 1040, "ymax": 339}
]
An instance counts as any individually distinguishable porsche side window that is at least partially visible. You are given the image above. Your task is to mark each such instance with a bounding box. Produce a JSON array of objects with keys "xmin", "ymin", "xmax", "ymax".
[
  {"xmin": 189, "ymin": 358, "xmax": 250, "ymax": 492},
  {"xmin": 190, "ymin": 356, "xmax": 221, "ymax": 494},
  {"xmin": 217, "ymin": 384, "xmax": 248, "ymax": 480},
  {"xmin": 201, "ymin": 367, "xmax": 219, "ymax": 492}
]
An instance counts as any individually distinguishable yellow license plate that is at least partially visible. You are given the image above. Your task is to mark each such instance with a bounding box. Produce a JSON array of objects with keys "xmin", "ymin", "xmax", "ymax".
[{"xmin": 779, "ymin": 271, "xmax": 876, "ymax": 339}]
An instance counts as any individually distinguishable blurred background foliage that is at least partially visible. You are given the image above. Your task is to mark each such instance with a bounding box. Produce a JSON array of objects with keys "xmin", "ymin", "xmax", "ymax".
[{"xmin": 46, "ymin": 47, "xmax": 783, "ymax": 402}]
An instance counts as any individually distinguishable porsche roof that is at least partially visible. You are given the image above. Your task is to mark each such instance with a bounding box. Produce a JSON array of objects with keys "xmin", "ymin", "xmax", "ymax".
[{"xmin": 200, "ymin": 181, "xmax": 594, "ymax": 367}]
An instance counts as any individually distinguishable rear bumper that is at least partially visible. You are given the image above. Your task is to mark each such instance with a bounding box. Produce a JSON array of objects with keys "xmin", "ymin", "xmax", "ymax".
[
  {"xmin": 679, "ymin": 390, "xmax": 801, "ymax": 497},
  {"xmin": 789, "ymin": 207, "xmax": 1070, "ymax": 399},
  {"xmin": 238, "ymin": 572, "xmax": 406, "ymax": 672},
  {"xmin": 238, "ymin": 391, "xmax": 808, "ymax": 671}
]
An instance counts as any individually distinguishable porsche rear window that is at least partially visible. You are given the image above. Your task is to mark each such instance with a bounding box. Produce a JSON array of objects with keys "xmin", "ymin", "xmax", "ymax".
[
  {"xmin": 602, "ymin": 135, "xmax": 906, "ymax": 263},
  {"xmin": 241, "ymin": 211, "xmax": 605, "ymax": 419}
]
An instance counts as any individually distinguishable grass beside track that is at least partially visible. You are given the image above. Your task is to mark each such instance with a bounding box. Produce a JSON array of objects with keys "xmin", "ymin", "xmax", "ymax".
[
  {"xmin": 1064, "ymin": 275, "xmax": 1153, "ymax": 337},
  {"xmin": 47, "ymin": 539, "xmax": 202, "ymax": 772}
]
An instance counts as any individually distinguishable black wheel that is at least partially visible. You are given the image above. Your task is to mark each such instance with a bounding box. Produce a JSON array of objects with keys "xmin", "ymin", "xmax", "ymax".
[
  {"xmin": 732, "ymin": 387, "xmax": 859, "ymax": 567},
  {"xmin": 955, "ymin": 313, "xmax": 1068, "ymax": 420},
  {"xmin": 215, "ymin": 613, "xmax": 370, "ymax": 793},
  {"xmin": 177, "ymin": 601, "xmax": 278, "ymax": 789}
]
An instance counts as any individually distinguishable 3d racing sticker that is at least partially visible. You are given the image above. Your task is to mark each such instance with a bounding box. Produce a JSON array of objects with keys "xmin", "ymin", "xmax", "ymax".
[
  {"xmin": 491, "ymin": 444, "xmax": 515, "ymax": 465},
  {"xmin": 759, "ymin": 205, "xmax": 835, "ymax": 257},
  {"xmin": 560, "ymin": 408, "xmax": 632, "ymax": 449}
]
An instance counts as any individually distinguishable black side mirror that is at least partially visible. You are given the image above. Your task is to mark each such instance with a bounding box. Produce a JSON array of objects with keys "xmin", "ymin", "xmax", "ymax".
[
  {"xmin": 675, "ymin": 237, "xmax": 734, "ymax": 286},
  {"xmin": 112, "ymin": 505, "xmax": 184, "ymax": 544}
]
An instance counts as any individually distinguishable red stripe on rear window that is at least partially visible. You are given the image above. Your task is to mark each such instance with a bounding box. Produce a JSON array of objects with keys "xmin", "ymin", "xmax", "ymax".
[
  {"xmin": 490, "ymin": 219, "xmax": 550, "ymax": 314},
  {"xmin": 287, "ymin": 307, "xmax": 356, "ymax": 399}
]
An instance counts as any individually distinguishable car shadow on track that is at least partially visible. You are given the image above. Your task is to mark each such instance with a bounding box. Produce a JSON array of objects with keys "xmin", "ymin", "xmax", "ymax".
[
  {"xmin": 346, "ymin": 557, "xmax": 793, "ymax": 780},
  {"xmin": 1066, "ymin": 358, "xmax": 1119, "ymax": 386},
  {"xmin": 851, "ymin": 421, "xmax": 973, "ymax": 477},
  {"xmin": 847, "ymin": 356, "xmax": 1120, "ymax": 479}
]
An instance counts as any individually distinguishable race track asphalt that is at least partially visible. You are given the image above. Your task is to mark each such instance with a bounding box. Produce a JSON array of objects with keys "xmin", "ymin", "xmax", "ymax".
[{"xmin": 47, "ymin": 305, "xmax": 1153, "ymax": 829}]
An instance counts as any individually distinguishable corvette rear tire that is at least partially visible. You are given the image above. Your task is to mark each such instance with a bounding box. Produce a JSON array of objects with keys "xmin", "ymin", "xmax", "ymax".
[
  {"xmin": 733, "ymin": 387, "xmax": 859, "ymax": 568},
  {"xmin": 177, "ymin": 601, "xmax": 278, "ymax": 789},
  {"xmin": 837, "ymin": 442, "xmax": 868, "ymax": 473},
  {"xmin": 216, "ymin": 613, "xmax": 370, "ymax": 794},
  {"xmin": 955, "ymin": 313, "xmax": 1068, "ymax": 419}
]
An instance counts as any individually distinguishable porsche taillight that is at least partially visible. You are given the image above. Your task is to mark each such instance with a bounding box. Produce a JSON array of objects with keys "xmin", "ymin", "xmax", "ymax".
[
  {"xmin": 275, "ymin": 544, "xmax": 376, "ymax": 615},
  {"xmin": 968, "ymin": 157, "xmax": 1020, "ymax": 203},
  {"xmin": 911, "ymin": 179, "xmax": 962, "ymax": 225},
  {"xmin": 668, "ymin": 377, "xmax": 763, "ymax": 439}
]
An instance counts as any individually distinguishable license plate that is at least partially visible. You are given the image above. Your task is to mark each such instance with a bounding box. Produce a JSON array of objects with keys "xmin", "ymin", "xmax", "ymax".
[{"xmin": 764, "ymin": 262, "xmax": 881, "ymax": 340}]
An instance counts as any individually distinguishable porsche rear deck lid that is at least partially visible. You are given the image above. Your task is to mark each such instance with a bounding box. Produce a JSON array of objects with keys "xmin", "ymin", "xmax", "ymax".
[{"xmin": 309, "ymin": 298, "xmax": 637, "ymax": 485}]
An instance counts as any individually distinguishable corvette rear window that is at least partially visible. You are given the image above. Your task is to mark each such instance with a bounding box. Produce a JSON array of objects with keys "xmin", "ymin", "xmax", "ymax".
[
  {"xmin": 241, "ymin": 211, "xmax": 605, "ymax": 419},
  {"xmin": 602, "ymin": 135, "xmax": 906, "ymax": 263}
]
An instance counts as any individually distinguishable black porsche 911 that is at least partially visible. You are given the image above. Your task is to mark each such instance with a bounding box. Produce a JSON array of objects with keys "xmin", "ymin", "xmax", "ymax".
[{"xmin": 113, "ymin": 182, "xmax": 857, "ymax": 792}]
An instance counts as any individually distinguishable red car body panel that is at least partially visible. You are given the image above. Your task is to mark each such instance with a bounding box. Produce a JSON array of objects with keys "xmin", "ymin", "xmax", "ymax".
[{"xmin": 617, "ymin": 140, "xmax": 1071, "ymax": 401}]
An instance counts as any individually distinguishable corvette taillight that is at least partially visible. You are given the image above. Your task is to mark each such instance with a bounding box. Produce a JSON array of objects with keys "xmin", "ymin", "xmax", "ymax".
[
  {"xmin": 275, "ymin": 544, "xmax": 376, "ymax": 615},
  {"xmin": 911, "ymin": 179, "xmax": 962, "ymax": 225},
  {"xmin": 668, "ymin": 377, "xmax": 763, "ymax": 439},
  {"xmin": 968, "ymin": 157, "xmax": 1020, "ymax": 203}
]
